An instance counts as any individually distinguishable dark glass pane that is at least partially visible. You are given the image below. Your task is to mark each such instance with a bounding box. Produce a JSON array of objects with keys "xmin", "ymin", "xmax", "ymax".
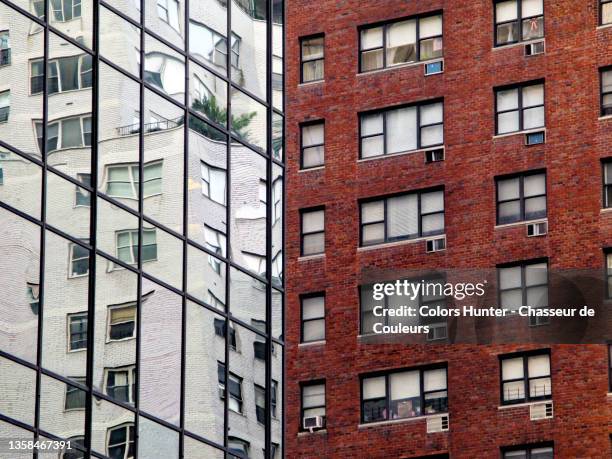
[
  {"xmin": 110, "ymin": 321, "xmax": 135, "ymax": 340},
  {"xmin": 363, "ymin": 398, "xmax": 386, "ymax": 422}
]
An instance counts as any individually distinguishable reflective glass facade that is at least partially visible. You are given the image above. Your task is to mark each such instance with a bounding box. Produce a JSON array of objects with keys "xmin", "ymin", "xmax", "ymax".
[{"xmin": 0, "ymin": 0, "xmax": 284, "ymax": 456}]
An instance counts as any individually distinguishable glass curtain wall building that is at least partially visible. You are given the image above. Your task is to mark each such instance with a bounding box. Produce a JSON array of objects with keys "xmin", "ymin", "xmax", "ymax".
[{"xmin": 0, "ymin": 0, "xmax": 284, "ymax": 456}]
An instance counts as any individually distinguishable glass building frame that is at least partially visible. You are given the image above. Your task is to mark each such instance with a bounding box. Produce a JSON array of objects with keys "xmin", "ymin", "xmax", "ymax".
[{"xmin": 0, "ymin": 0, "xmax": 284, "ymax": 456}]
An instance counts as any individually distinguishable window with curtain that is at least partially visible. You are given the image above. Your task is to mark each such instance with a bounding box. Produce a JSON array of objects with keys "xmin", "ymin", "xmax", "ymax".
[
  {"xmin": 35, "ymin": 115, "xmax": 91, "ymax": 153},
  {"xmin": 105, "ymin": 161, "xmax": 162, "ymax": 199},
  {"xmin": 601, "ymin": 68, "xmax": 612, "ymax": 116},
  {"xmin": 500, "ymin": 351, "xmax": 551, "ymax": 403},
  {"xmin": 300, "ymin": 208, "xmax": 325, "ymax": 256},
  {"xmin": 300, "ymin": 35, "xmax": 324, "ymax": 83},
  {"xmin": 105, "ymin": 367, "xmax": 136, "ymax": 403},
  {"xmin": 301, "ymin": 294, "xmax": 325, "ymax": 342},
  {"xmin": 495, "ymin": 0, "xmax": 543, "ymax": 46},
  {"xmin": 601, "ymin": 0, "xmax": 612, "ymax": 25},
  {"xmin": 361, "ymin": 366, "xmax": 448, "ymax": 423},
  {"xmin": 115, "ymin": 228, "xmax": 157, "ymax": 264},
  {"xmin": 360, "ymin": 101, "xmax": 443, "ymax": 158},
  {"xmin": 301, "ymin": 382, "xmax": 325, "ymax": 429},
  {"xmin": 496, "ymin": 171, "xmax": 546, "ymax": 224},
  {"xmin": 360, "ymin": 189, "xmax": 444, "ymax": 246},
  {"xmin": 495, "ymin": 82, "xmax": 544, "ymax": 134},
  {"xmin": 301, "ymin": 121, "xmax": 325, "ymax": 169},
  {"xmin": 359, "ymin": 14, "xmax": 442, "ymax": 72},
  {"xmin": 201, "ymin": 161, "xmax": 227, "ymax": 205},
  {"xmin": 108, "ymin": 304, "xmax": 137, "ymax": 340},
  {"xmin": 498, "ymin": 260, "xmax": 548, "ymax": 325}
]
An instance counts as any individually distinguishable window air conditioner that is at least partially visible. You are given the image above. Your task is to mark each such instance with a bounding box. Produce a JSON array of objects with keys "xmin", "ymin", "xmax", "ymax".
[
  {"xmin": 427, "ymin": 323, "xmax": 448, "ymax": 341},
  {"xmin": 526, "ymin": 221, "xmax": 547, "ymax": 237},
  {"xmin": 425, "ymin": 148, "xmax": 445, "ymax": 163},
  {"xmin": 525, "ymin": 40, "xmax": 545, "ymax": 56},
  {"xmin": 525, "ymin": 131, "xmax": 545, "ymax": 145},
  {"xmin": 303, "ymin": 415, "xmax": 325, "ymax": 432},
  {"xmin": 426, "ymin": 236, "xmax": 446, "ymax": 253},
  {"xmin": 530, "ymin": 401, "xmax": 553, "ymax": 420},
  {"xmin": 426, "ymin": 414, "xmax": 449, "ymax": 433},
  {"xmin": 424, "ymin": 60, "xmax": 444, "ymax": 75}
]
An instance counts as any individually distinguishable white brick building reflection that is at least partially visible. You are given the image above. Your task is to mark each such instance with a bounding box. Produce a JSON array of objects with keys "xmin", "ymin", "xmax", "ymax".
[{"xmin": 0, "ymin": 0, "xmax": 283, "ymax": 457}]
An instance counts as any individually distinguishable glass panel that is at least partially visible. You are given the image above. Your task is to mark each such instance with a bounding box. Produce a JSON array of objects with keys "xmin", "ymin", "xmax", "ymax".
[
  {"xmin": 522, "ymin": 16, "xmax": 543, "ymax": 40},
  {"xmin": 141, "ymin": 223, "xmax": 182, "ymax": 290},
  {"xmin": 497, "ymin": 88, "xmax": 519, "ymax": 111},
  {"xmin": 524, "ymin": 174, "xmax": 545, "ymax": 196},
  {"xmin": 386, "ymin": 106, "xmax": 416, "ymax": 154},
  {"xmin": 498, "ymin": 177, "xmax": 520, "ymax": 201},
  {"xmin": 231, "ymin": 88, "xmax": 267, "ymax": 150},
  {"xmin": 499, "ymin": 201, "xmax": 521, "ymax": 223},
  {"xmin": 361, "ymin": 201, "xmax": 384, "ymax": 223},
  {"xmin": 386, "ymin": 19, "xmax": 416, "ymax": 65},
  {"xmin": 523, "ymin": 106, "xmax": 544, "ymax": 129},
  {"xmin": 145, "ymin": 33, "xmax": 186, "ymax": 104},
  {"xmin": 498, "ymin": 111, "xmax": 519, "ymax": 133},
  {"xmin": 499, "ymin": 266, "xmax": 522, "ymax": 289},
  {"xmin": 420, "ymin": 15, "xmax": 442, "ymax": 38},
  {"xmin": 90, "ymin": 398, "xmax": 135, "ymax": 457},
  {"xmin": 420, "ymin": 102, "xmax": 443, "ymax": 125},
  {"xmin": 190, "ymin": 61, "xmax": 228, "ymax": 128},
  {"xmin": 522, "ymin": 0, "xmax": 543, "ymax": 17},
  {"xmin": 528, "ymin": 354, "xmax": 550, "ymax": 377},
  {"xmin": 96, "ymin": 197, "xmax": 139, "ymax": 263},
  {"xmin": 526, "ymin": 285, "xmax": 548, "ymax": 307},
  {"xmin": 186, "ymin": 243, "xmax": 227, "ymax": 307},
  {"xmin": 303, "ymin": 209, "xmax": 324, "ymax": 233},
  {"xmin": 389, "ymin": 370, "xmax": 420, "ymax": 418},
  {"xmin": 501, "ymin": 289, "xmax": 523, "ymax": 310},
  {"xmin": 421, "ymin": 190, "xmax": 444, "ymax": 213},
  {"xmin": 46, "ymin": 170, "xmax": 90, "ymax": 238},
  {"xmin": 387, "ymin": 194, "xmax": 418, "ymax": 239},
  {"xmin": 424, "ymin": 368, "xmax": 446, "ymax": 391},
  {"xmin": 361, "ymin": 113, "xmax": 383, "ymax": 136},
  {"xmin": 363, "ymin": 376, "xmax": 385, "ymax": 399},
  {"xmin": 502, "ymin": 357, "xmax": 524, "ymax": 379},
  {"xmin": 0, "ymin": 356, "xmax": 36, "ymax": 425},
  {"xmin": 100, "ymin": 5, "xmax": 141, "ymax": 77},
  {"xmin": 525, "ymin": 262, "xmax": 547, "ymax": 286},
  {"xmin": 39, "ymin": 374, "xmax": 85, "ymax": 438},
  {"xmin": 184, "ymin": 436, "xmax": 225, "ymax": 459},
  {"xmin": 148, "ymin": 0, "xmax": 184, "ymax": 49},
  {"xmin": 361, "ymin": 49, "xmax": 384, "ymax": 72},
  {"xmin": 503, "ymin": 380, "xmax": 525, "ymax": 400},
  {"xmin": 230, "ymin": 266, "xmax": 266, "ymax": 330},
  {"xmin": 361, "ymin": 27, "xmax": 383, "ymax": 50},
  {"xmin": 302, "ymin": 296, "xmax": 324, "ymax": 319},
  {"xmin": 0, "ymin": 151, "xmax": 42, "ymax": 219},
  {"xmin": 525, "ymin": 196, "xmax": 546, "ymax": 220},
  {"xmin": 496, "ymin": 0, "xmax": 518, "ymax": 22},
  {"xmin": 522, "ymin": 84, "xmax": 543, "ymax": 106},
  {"xmin": 138, "ymin": 416, "xmax": 179, "ymax": 459}
]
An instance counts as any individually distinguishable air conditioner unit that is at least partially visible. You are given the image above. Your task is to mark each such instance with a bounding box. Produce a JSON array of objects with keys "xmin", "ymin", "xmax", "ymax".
[
  {"xmin": 425, "ymin": 148, "xmax": 445, "ymax": 163},
  {"xmin": 525, "ymin": 131, "xmax": 545, "ymax": 145},
  {"xmin": 525, "ymin": 40, "xmax": 545, "ymax": 56},
  {"xmin": 530, "ymin": 401, "xmax": 553, "ymax": 420},
  {"xmin": 526, "ymin": 221, "xmax": 547, "ymax": 237},
  {"xmin": 427, "ymin": 323, "xmax": 448, "ymax": 341},
  {"xmin": 426, "ymin": 236, "xmax": 446, "ymax": 253},
  {"xmin": 426, "ymin": 414, "xmax": 449, "ymax": 433},
  {"xmin": 303, "ymin": 415, "xmax": 325, "ymax": 432},
  {"xmin": 424, "ymin": 60, "xmax": 444, "ymax": 75},
  {"xmin": 218, "ymin": 385, "xmax": 225, "ymax": 399}
]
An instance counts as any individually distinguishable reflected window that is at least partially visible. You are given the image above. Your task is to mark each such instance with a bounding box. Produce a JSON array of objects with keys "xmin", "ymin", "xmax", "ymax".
[
  {"xmin": 252, "ymin": 319, "xmax": 266, "ymax": 360},
  {"xmin": 27, "ymin": 282, "xmax": 40, "ymax": 314},
  {"xmin": 495, "ymin": 0, "xmax": 544, "ymax": 46},
  {"xmin": 116, "ymin": 228, "xmax": 157, "ymax": 264},
  {"xmin": 69, "ymin": 242, "xmax": 89, "ymax": 277},
  {"xmin": 0, "ymin": 90, "xmax": 9, "ymax": 123},
  {"xmin": 300, "ymin": 35, "xmax": 324, "ymax": 83},
  {"xmin": 0, "ymin": 31, "xmax": 10, "ymax": 66},
  {"xmin": 207, "ymin": 290, "xmax": 225, "ymax": 310},
  {"xmin": 68, "ymin": 312, "xmax": 87, "ymax": 351},
  {"xmin": 271, "ymin": 380, "xmax": 278, "ymax": 418},
  {"xmin": 107, "ymin": 423, "xmax": 135, "ymax": 459},
  {"xmin": 65, "ymin": 378, "xmax": 86, "ymax": 410},
  {"xmin": 272, "ymin": 250, "xmax": 282, "ymax": 284},
  {"xmin": 496, "ymin": 172, "xmax": 546, "ymax": 224},
  {"xmin": 204, "ymin": 225, "xmax": 226, "ymax": 273},
  {"xmin": 107, "ymin": 304, "xmax": 137, "ymax": 341},
  {"xmin": 156, "ymin": 0, "xmax": 180, "ymax": 31},
  {"xmin": 51, "ymin": 0, "xmax": 82, "ymax": 22},
  {"xmin": 300, "ymin": 122, "xmax": 324, "ymax": 169},
  {"xmin": 254, "ymin": 384, "xmax": 265, "ymax": 424},
  {"xmin": 272, "ymin": 177, "xmax": 282, "ymax": 223},
  {"xmin": 105, "ymin": 366, "xmax": 136, "ymax": 404},
  {"xmin": 228, "ymin": 437, "xmax": 249, "ymax": 459},
  {"xmin": 201, "ymin": 161, "xmax": 226, "ymax": 205},
  {"xmin": 243, "ymin": 251, "xmax": 265, "ymax": 276},
  {"xmin": 495, "ymin": 82, "xmax": 544, "ymax": 134},
  {"xmin": 234, "ymin": 0, "xmax": 266, "ymax": 19},
  {"xmin": 35, "ymin": 115, "xmax": 92, "ymax": 153},
  {"xmin": 62, "ymin": 436, "xmax": 85, "ymax": 459},
  {"xmin": 189, "ymin": 21, "xmax": 240, "ymax": 70},
  {"xmin": 218, "ymin": 362, "xmax": 243, "ymax": 413},
  {"xmin": 31, "ymin": 55, "xmax": 92, "ymax": 95},
  {"xmin": 213, "ymin": 318, "xmax": 236, "ymax": 350},
  {"xmin": 76, "ymin": 173, "xmax": 91, "ymax": 206},
  {"xmin": 301, "ymin": 294, "xmax": 325, "ymax": 343},
  {"xmin": 105, "ymin": 161, "xmax": 163, "ymax": 199},
  {"xmin": 144, "ymin": 53, "xmax": 185, "ymax": 95},
  {"xmin": 500, "ymin": 351, "xmax": 551, "ymax": 404}
]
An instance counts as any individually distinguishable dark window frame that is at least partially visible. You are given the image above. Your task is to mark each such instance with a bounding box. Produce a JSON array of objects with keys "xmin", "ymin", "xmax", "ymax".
[
  {"xmin": 499, "ymin": 349, "xmax": 552, "ymax": 405},
  {"xmin": 300, "ymin": 379, "xmax": 326, "ymax": 432},
  {"xmin": 601, "ymin": 66, "xmax": 612, "ymax": 117},
  {"xmin": 106, "ymin": 423, "xmax": 135, "ymax": 459},
  {"xmin": 359, "ymin": 186, "xmax": 445, "ymax": 246},
  {"xmin": 104, "ymin": 365, "xmax": 136, "ymax": 404},
  {"xmin": 218, "ymin": 362, "xmax": 243, "ymax": 413},
  {"xmin": 300, "ymin": 33, "xmax": 324, "ymax": 83},
  {"xmin": 0, "ymin": 30, "xmax": 10, "ymax": 67},
  {"xmin": 501, "ymin": 441, "xmax": 554, "ymax": 458},
  {"xmin": 358, "ymin": 11, "xmax": 444, "ymax": 73},
  {"xmin": 64, "ymin": 377, "xmax": 86, "ymax": 411},
  {"xmin": 67, "ymin": 311, "xmax": 88, "ymax": 351},
  {"xmin": 300, "ymin": 206, "xmax": 325, "ymax": 256},
  {"xmin": 213, "ymin": 317, "xmax": 237, "ymax": 350},
  {"xmin": 359, "ymin": 363, "xmax": 448, "ymax": 424},
  {"xmin": 494, "ymin": 80, "xmax": 545, "ymax": 135},
  {"xmin": 603, "ymin": 159, "xmax": 612, "ymax": 209},
  {"xmin": 300, "ymin": 119, "xmax": 325, "ymax": 170},
  {"xmin": 493, "ymin": 0, "xmax": 544, "ymax": 47},
  {"xmin": 358, "ymin": 98, "xmax": 444, "ymax": 159},
  {"xmin": 495, "ymin": 169, "xmax": 547, "ymax": 225},
  {"xmin": 601, "ymin": 0, "xmax": 612, "ymax": 25},
  {"xmin": 605, "ymin": 249, "xmax": 612, "ymax": 300},
  {"xmin": 300, "ymin": 292, "xmax": 326, "ymax": 343}
]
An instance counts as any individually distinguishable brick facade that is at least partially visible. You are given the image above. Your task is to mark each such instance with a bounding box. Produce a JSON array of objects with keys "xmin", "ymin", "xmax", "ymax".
[{"xmin": 285, "ymin": 0, "xmax": 612, "ymax": 457}]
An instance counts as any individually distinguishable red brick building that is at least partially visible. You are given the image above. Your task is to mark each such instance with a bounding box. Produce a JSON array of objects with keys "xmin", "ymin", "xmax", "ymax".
[{"xmin": 285, "ymin": 0, "xmax": 612, "ymax": 457}]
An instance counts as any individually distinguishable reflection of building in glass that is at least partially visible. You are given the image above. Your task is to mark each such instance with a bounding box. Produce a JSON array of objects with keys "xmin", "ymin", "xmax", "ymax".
[{"xmin": 0, "ymin": 0, "xmax": 283, "ymax": 457}]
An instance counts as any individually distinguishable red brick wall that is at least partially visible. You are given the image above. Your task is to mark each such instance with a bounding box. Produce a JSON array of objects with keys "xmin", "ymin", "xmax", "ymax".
[{"xmin": 285, "ymin": 0, "xmax": 612, "ymax": 457}]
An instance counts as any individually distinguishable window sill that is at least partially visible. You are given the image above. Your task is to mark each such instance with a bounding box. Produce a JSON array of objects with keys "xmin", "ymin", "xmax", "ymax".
[
  {"xmin": 498, "ymin": 399, "xmax": 551, "ymax": 410},
  {"xmin": 358, "ymin": 413, "xmax": 448, "ymax": 429},
  {"xmin": 600, "ymin": 207, "xmax": 612, "ymax": 214},
  {"xmin": 492, "ymin": 127, "xmax": 546, "ymax": 140},
  {"xmin": 494, "ymin": 218, "xmax": 547, "ymax": 230},
  {"xmin": 357, "ymin": 235, "xmax": 443, "ymax": 252},
  {"xmin": 67, "ymin": 348, "xmax": 87, "ymax": 353},
  {"xmin": 298, "ymin": 80, "xmax": 324, "ymax": 88},
  {"xmin": 356, "ymin": 58, "xmax": 444, "ymax": 77},
  {"xmin": 105, "ymin": 336, "xmax": 136, "ymax": 344},
  {"xmin": 68, "ymin": 273, "xmax": 89, "ymax": 279},
  {"xmin": 297, "ymin": 429, "xmax": 327, "ymax": 437},
  {"xmin": 596, "ymin": 23, "xmax": 612, "ymax": 30},
  {"xmin": 607, "ymin": 392, "xmax": 612, "ymax": 397},
  {"xmin": 357, "ymin": 146, "xmax": 444, "ymax": 164},
  {"xmin": 299, "ymin": 340, "xmax": 326, "ymax": 347},
  {"xmin": 491, "ymin": 38, "xmax": 545, "ymax": 51},
  {"xmin": 299, "ymin": 166, "xmax": 325, "ymax": 173},
  {"xmin": 298, "ymin": 253, "xmax": 325, "ymax": 261},
  {"xmin": 598, "ymin": 114, "xmax": 612, "ymax": 121}
]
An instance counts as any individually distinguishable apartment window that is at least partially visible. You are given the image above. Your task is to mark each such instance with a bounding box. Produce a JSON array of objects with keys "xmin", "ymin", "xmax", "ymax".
[
  {"xmin": 69, "ymin": 242, "xmax": 89, "ymax": 277},
  {"xmin": 494, "ymin": 0, "xmax": 543, "ymax": 46},
  {"xmin": 301, "ymin": 293, "xmax": 325, "ymax": 343},
  {"xmin": 604, "ymin": 161, "xmax": 612, "ymax": 208},
  {"xmin": 51, "ymin": 0, "xmax": 82, "ymax": 21},
  {"xmin": 360, "ymin": 101, "xmax": 443, "ymax": 158},
  {"xmin": 204, "ymin": 225, "xmax": 226, "ymax": 273},
  {"xmin": 68, "ymin": 312, "xmax": 87, "ymax": 351},
  {"xmin": 300, "ymin": 35, "xmax": 324, "ymax": 83},
  {"xmin": 360, "ymin": 188, "xmax": 444, "ymax": 246},
  {"xmin": 601, "ymin": 0, "xmax": 612, "ymax": 25},
  {"xmin": 0, "ymin": 90, "xmax": 9, "ymax": 123},
  {"xmin": 106, "ymin": 161, "xmax": 162, "ymax": 199},
  {"xmin": 606, "ymin": 252, "xmax": 612, "ymax": 299},
  {"xmin": 251, "ymin": 318, "xmax": 266, "ymax": 360},
  {"xmin": 496, "ymin": 171, "xmax": 546, "ymax": 224},
  {"xmin": 601, "ymin": 68, "xmax": 612, "ymax": 116},
  {"xmin": 75, "ymin": 173, "xmax": 91, "ymax": 206},
  {"xmin": 116, "ymin": 228, "xmax": 157, "ymax": 264},
  {"xmin": 105, "ymin": 367, "xmax": 136, "ymax": 404},
  {"xmin": 62, "ymin": 436, "xmax": 85, "ymax": 459},
  {"xmin": 255, "ymin": 384, "xmax": 266, "ymax": 423},
  {"xmin": 107, "ymin": 304, "xmax": 136, "ymax": 341},
  {"xmin": 157, "ymin": 0, "xmax": 180, "ymax": 30},
  {"xmin": 218, "ymin": 362, "xmax": 243, "ymax": 413},
  {"xmin": 361, "ymin": 366, "xmax": 447, "ymax": 423},
  {"xmin": 300, "ymin": 121, "xmax": 324, "ymax": 169},
  {"xmin": 213, "ymin": 318, "xmax": 236, "ymax": 350},
  {"xmin": 502, "ymin": 444, "xmax": 553, "ymax": 459},
  {"xmin": 189, "ymin": 21, "xmax": 240, "ymax": 69},
  {"xmin": 301, "ymin": 382, "xmax": 325, "ymax": 430},
  {"xmin": 35, "ymin": 115, "xmax": 92, "ymax": 153},
  {"xmin": 498, "ymin": 260, "xmax": 548, "ymax": 325},
  {"xmin": 65, "ymin": 378, "xmax": 86, "ymax": 410},
  {"xmin": 359, "ymin": 13, "xmax": 443, "ymax": 72},
  {"xmin": 144, "ymin": 53, "xmax": 185, "ymax": 95},
  {"xmin": 107, "ymin": 424, "xmax": 134, "ymax": 459},
  {"xmin": 27, "ymin": 282, "xmax": 40, "ymax": 314},
  {"xmin": 228, "ymin": 437, "xmax": 249, "ymax": 459},
  {"xmin": 31, "ymin": 55, "xmax": 92, "ymax": 95},
  {"xmin": 496, "ymin": 82, "xmax": 544, "ymax": 134},
  {"xmin": 201, "ymin": 161, "xmax": 226, "ymax": 205},
  {"xmin": 0, "ymin": 31, "xmax": 10, "ymax": 66},
  {"xmin": 300, "ymin": 208, "xmax": 325, "ymax": 256},
  {"xmin": 360, "ymin": 277, "xmax": 446, "ymax": 336},
  {"xmin": 500, "ymin": 351, "xmax": 551, "ymax": 403}
]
